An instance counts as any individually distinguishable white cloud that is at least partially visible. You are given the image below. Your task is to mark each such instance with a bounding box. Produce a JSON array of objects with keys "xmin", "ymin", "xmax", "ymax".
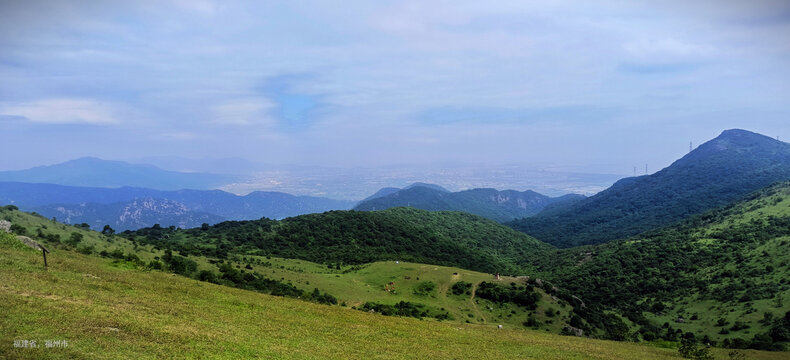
[
  {"xmin": 623, "ymin": 38, "xmax": 715, "ymax": 61},
  {"xmin": 0, "ymin": 99, "xmax": 119, "ymax": 125},
  {"xmin": 210, "ymin": 98, "xmax": 276, "ymax": 126},
  {"xmin": 154, "ymin": 131, "xmax": 201, "ymax": 141}
]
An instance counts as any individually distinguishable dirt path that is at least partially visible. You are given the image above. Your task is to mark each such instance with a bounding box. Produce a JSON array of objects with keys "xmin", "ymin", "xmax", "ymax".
[{"xmin": 468, "ymin": 283, "xmax": 487, "ymax": 324}]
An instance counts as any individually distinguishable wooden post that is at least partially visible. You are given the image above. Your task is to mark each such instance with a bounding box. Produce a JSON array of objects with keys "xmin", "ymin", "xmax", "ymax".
[{"xmin": 16, "ymin": 236, "xmax": 49, "ymax": 268}]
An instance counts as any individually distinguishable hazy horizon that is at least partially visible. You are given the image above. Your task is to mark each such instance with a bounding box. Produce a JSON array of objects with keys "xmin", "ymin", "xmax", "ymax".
[{"xmin": 2, "ymin": 1, "xmax": 789, "ymax": 174}]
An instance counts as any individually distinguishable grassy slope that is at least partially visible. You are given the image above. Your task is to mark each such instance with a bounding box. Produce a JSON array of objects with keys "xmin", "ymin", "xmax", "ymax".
[
  {"xmin": 1, "ymin": 207, "xmax": 570, "ymax": 332},
  {"xmin": 543, "ymin": 182, "xmax": 790, "ymax": 344},
  {"xmin": 644, "ymin": 184, "xmax": 790, "ymax": 343},
  {"xmin": 244, "ymin": 257, "xmax": 572, "ymax": 332},
  {"xmin": 6, "ymin": 232, "xmax": 783, "ymax": 360}
]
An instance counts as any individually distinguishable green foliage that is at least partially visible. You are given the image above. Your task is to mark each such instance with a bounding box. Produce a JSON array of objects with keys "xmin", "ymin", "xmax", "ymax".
[
  {"xmin": 65, "ymin": 232, "xmax": 84, "ymax": 246},
  {"xmin": 678, "ymin": 338, "xmax": 714, "ymax": 360},
  {"xmin": 524, "ymin": 314, "xmax": 539, "ymax": 328},
  {"xmin": 123, "ymin": 207, "xmax": 552, "ymax": 275},
  {"xmin": 101, "ymin": 225, "xmax": 115, "ymax": 235},
  {"xmin": 161, "ymin": 249, "xmax": 197, "ymax": 276},
  {"xmin": 538, "ymin": 182, "xmax": 790, "ymax": 349},
  {"xmin": 509, "ymin": 129, "xmax": 790, "ymax": 247},
  {"xmin": 450, "ymin": 281, "xmax": 472, "ymax": 296},
  {"xmin": 9, "ymin": 223, "xmax": 27, "ymax": 236},
  {"xmin": 210, "ymin": 261, "xmax": 338, "ymax": 305},
  {"xmin": 77, "ymin": 245, "xmax": 95, "ymax": 255},
  {"xmin": 358, "ymin": 301, "xmax": 450, "ymax": 320},
  {"xmin": 413, "ymin": 281, "xmax": 436, "ymax": 296},
  {"xmin": 475, "ymin": 281, "xmax": 541, "ymax": 310}
]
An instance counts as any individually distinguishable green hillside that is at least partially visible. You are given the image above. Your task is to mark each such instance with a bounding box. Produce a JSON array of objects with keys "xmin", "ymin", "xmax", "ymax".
[
  {"xmin": 6, "ymin": 231, "xmax": 788, "ymax": 360},
  {"xmin": 508, "ymin": 129, "xmax": 790, "ymax": 248},
  {"xmin": 538, "ymin": 181, "xmax": 790, "ymax": 350},
  {"xmin": 0, "ymin": 206, "xmax": 573, "ymax": 334},
  {"xmin": 122, "ymin": 207, "xmax": 554, "ymax": 275},
  {"xmin": 4, "ymin": 179, "xmax": 790, "ymax": 356}
]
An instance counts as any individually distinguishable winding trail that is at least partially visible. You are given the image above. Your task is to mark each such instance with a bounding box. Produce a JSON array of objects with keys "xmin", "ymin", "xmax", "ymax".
[{"xmin": 468, "ymin": 283, "xmax": 487, "ymax": 324}]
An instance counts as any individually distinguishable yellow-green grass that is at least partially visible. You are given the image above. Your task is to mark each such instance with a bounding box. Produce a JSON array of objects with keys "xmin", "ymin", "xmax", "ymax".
[
  {"xmin": 0, "ymin": 232, "xmax": 750, "ymax": 360},
  {"xmin": 638, "ymin": 185, "xmax": 790, "ymax": 342},
  {"xmin": 247, "ymin": 256, "xmax": 572, "ymax": 330},
  {"xmin": 2, "ymin": 207, "xmax": 571, "ymax": 331},
  {"xmin": 704, "ymin": 185, "xmax": 790, "ymax": 233},
  {"xmin": 0, "ymin": 208, "xmax": 215, "ymax": 272}
]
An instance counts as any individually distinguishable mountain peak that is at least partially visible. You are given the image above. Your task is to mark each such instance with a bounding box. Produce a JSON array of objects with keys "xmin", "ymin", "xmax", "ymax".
[
  {"xmin": 714, "ymin": 128, "xmax": 779, "ymax": 144},
  {"xmin": 509, "ymin": 129, "xmax": 790, "ymax": 248},
  {"xmin": 404, "ymin": 182, "xmax": 450, "ymax": 193}
]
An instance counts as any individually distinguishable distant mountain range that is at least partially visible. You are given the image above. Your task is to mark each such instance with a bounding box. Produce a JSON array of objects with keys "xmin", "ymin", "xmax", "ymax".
[
  {"xmin": 0, "ymin": 157, "xmax": 236, "ymax": 190},
  {"xmin": 37, "ymin": 198, "xmax": 226, "ymax": 231},
  {"xmin": 507, "ymin": 129, "xmax": 790, "ymax": 247},
  {"xmin": 0, "ymin": 182, "xmax": 355, "ymax": 231},
  {"xmin": 354, "ymin": 184, "xmax": 585, "ymax": 222}
]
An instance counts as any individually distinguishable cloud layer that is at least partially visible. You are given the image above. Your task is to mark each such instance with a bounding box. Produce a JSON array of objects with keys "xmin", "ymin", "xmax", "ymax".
[{"xmin": 1, "ymin": 0, "xmax": 789, "ymax": 172}]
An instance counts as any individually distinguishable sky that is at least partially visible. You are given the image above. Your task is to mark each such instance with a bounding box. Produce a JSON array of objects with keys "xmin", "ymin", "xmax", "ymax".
[{"xmin": 1, "ymin": 0, "xmax": 789, "ymax": 174}]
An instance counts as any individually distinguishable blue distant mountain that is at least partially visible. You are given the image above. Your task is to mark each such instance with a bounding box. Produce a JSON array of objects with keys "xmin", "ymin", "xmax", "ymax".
[
  {"xmin": 35, "ymin": 198, "xmax": 226, "ymax": 231},
  {"xmin": 0, "ymin": 157, "xmax": 235, "ymax": 190},
  {"xmin": 0, "ymin": 182, "xmax": 356, "ymax": 231},
  {"xmin": 354, "ymin": 184, "xmax": 584, "ymax": 222},
  {"xmin": 359, "ymin": 182, "xmax": 449, "ymax": 202}
]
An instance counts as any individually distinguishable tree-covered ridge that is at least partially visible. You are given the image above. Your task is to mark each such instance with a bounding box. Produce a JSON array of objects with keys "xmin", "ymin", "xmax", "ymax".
[
  {"xmin": 123, "ymin": 207, "xmax": 554, "ymax": 275},
  {"xmin": 354, "ymin": 185, "xmax": 584, "ymax": 223},
  {"xmin": 508, "ymin": 129, "xmax": 790, "ymax": 248},
  {"xmin": 541, "ymin": 181, "xmax": 790, "ymax": 350}
]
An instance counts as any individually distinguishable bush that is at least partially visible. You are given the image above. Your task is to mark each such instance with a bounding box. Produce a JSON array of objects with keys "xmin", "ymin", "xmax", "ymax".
[
  {"xmin": 413, "ymin": 281, "xmax": 436, "ymax": 296},
  {"xmin": 678, "ymin": 338, "xmax": 713, "ymax": 360},
  {"xmin": 451, "ymin": 281, "xmax": 472, "ymax": 295},
  {"xmin": 65, "ymin": 232, "xmax": 83, "ymax": 247},
  {"xmin": 9, "ymin": 224, "xmax": 27, "ymax": 236},
  {"xmin": 77, "ymin": 245, "xmax": 94, "ymax": 255}
]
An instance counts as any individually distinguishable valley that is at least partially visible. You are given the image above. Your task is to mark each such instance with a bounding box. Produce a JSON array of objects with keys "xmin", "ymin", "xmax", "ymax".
[{"xmin": 2, "ymin": 130, "xmax": 790, "ymax": 359}]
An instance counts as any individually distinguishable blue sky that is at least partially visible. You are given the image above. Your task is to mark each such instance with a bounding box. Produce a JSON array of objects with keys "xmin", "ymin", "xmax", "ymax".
[{"xmin": 1, "ymin": 0, "xmax": 789, "ymax": 174}]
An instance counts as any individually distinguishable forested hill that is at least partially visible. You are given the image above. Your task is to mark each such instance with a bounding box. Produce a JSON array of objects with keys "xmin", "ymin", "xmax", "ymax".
[
  {"xmin": 538, "ymin": 181, "xmax": 790, "ymax": 350},
  {"xmin": 123, "ymin": 207, "xmax": 554, "ymax": 275},
  {"xmin": 508, "ymin": 129, "xmax": 790, "ymax": 248},
  {"xmin": 354, "ymin": 185, "xmax": 584, "ymax": 222}
]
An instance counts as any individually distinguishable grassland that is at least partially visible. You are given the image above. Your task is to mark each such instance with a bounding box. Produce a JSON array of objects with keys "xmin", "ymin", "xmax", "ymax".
[
  {"xmin": 641, "ymin": 185, "xmax": 790, "ymax": 343},
  {"xmin": 246, "ymin": 257, "xmax": 572, "ymax": 331},
  {"xmin": 5, "ymin": 232, "xmax": 787, "ymax": 360},
  {"xmin": 1, "ymin": 207, "xmax": 570, "ymax": 332}
]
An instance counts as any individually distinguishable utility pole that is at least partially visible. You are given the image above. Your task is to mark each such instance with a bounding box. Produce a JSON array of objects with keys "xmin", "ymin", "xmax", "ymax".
[
  {"xmin": 633, "ymin": 166, "xmax": 636, "ymax": 177},
  {"xmin": 689, "ymin": 141, "xmax": 693, "ymax": 153},
  {"xmin": 645, "ymin": 163, "xmax": 648, "ymax": 175}
]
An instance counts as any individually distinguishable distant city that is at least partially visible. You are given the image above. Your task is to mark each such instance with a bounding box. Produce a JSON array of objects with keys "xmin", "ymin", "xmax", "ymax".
[{"xmin": 218, "ymin": 164, "xmax": 623, "ymax": 200}]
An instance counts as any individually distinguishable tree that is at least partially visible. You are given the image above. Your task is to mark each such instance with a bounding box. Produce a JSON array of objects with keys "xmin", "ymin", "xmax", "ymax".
[
  {"xmin": 102, "ymin": 225, "xmax": 115, "ymax": 235},
  {"xmin": 66, "ymin": 232, "xmax": 83, "ymax": 246},
  {"xmin": 9, "ymin": 224, "xmax": 27, "ymax": 236},
  {"xmin": 679, "ymin": 338, "xmax": 713, "ymax": 360}
]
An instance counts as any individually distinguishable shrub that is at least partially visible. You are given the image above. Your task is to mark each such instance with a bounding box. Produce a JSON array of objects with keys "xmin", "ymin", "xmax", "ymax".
[
  {"xmin": 451, "ymin": 281, "xmax": 472, "ymax": 295},
  {"xmin": 413, "ymin": 281, "xmax": 436, "ymax": 296}
]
